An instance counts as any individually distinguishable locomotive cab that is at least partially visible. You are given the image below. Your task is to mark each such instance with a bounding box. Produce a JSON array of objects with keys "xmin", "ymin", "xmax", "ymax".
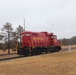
[
  {"xmin": 48, "ymin": 33, "xmax": 61, "ymax": 52},
  {"xmin": 52, "ymin": 35, "xmax": 61, "ymax": 52}
]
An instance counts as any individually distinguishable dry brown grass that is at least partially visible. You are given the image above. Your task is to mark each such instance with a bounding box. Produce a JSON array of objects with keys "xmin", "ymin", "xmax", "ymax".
[
  {"xmin": 0, "ymin": 49, "xmax": 17, "ymax": 55},
  {"xmin": 0, "ymin": 50, "xmax": 76, "ymax": 75},
  {"xmin": 62, "ymin": 45, "xmax": 76, "ymax": 48}
]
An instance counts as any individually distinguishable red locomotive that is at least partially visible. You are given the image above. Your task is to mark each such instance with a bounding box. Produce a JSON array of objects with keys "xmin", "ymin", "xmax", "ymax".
[{"xmin": 17, "ymin": 31, "xmax": 61, "ymax": 56}]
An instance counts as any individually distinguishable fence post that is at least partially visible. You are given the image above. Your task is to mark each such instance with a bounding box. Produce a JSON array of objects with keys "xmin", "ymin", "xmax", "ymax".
[{"xmin": 68, "ymin": 45, "xmax": 71, "ymax": 53}]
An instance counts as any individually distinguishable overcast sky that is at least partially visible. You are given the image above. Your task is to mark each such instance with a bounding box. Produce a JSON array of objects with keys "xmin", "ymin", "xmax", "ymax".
[{"xmin": 0, "ymin": 0, "xmax": 76, "ymax": 39}]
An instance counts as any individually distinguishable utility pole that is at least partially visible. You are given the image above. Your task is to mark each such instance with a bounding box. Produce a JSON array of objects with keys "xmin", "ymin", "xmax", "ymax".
[{"xmin": 23, "ymin": 18, "xmax": 25, "ymax": 31}]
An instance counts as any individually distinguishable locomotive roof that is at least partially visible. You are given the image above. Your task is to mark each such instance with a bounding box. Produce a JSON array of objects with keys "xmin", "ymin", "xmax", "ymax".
[{"xmin": 22, "ymin": 31, "xmax": 53, "ymax": 35}]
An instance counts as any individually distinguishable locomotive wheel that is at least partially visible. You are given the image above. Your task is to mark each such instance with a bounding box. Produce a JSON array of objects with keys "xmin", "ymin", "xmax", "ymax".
[
  {"xmin": 38, "ymin": 49, "xmax": 42, "ymax": 55},
  {"xmin": 24, "ymin": 49, "xmax": 30, "ymax": 56},
  {"xmin": 23, "ymin": 48, "xmax": 30, "ymax": 56},
  {"xmin": 31, "ymin": 48, "xmax": 36, "ymax": 56},
  {"xmin": 34, "ymin": 47, "xmax": 41, "ymax": 55},
  {"xmin": 45, "ymin": 48, "xmax": 48, "ymax": 53}
]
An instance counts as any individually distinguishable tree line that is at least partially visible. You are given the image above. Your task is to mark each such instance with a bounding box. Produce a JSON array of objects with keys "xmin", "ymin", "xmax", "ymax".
[
  {"xmin": 59, "ymin": 36, "xmax": 76, "ymax": 45},
  {"xmin": 0, "ymin": 22, "xmax": 24, "ymax": 54}
]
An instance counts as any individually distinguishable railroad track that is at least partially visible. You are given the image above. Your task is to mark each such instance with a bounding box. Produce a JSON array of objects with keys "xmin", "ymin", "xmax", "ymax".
[
  {"xmin": 0, "ymin": 54, "xmax": 25, "ymax": 61},
  {"xmin": 0, "ymin": 52, "xmax": 51, "ymax": 62},
  {"xmin": 0, "ymin": 53, "xmax": 49, "ymax": 62}
]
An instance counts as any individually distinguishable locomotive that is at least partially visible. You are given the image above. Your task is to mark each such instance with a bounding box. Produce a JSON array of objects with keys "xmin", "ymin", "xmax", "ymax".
[{"xmin": 17, "ymin": 31, "xmax": 61, "ymax": 56}]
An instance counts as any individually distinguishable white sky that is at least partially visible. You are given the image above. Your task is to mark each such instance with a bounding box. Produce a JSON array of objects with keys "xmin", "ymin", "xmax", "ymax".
[{"xmin": 0, "ymin": 0, "xmax": 76, "ymax": 39}]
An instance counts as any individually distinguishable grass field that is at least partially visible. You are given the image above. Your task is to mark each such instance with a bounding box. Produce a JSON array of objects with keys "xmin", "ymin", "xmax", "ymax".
[{"xmin": 0, "ymin": 50, "xmax": 76, "ymax": 75}]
